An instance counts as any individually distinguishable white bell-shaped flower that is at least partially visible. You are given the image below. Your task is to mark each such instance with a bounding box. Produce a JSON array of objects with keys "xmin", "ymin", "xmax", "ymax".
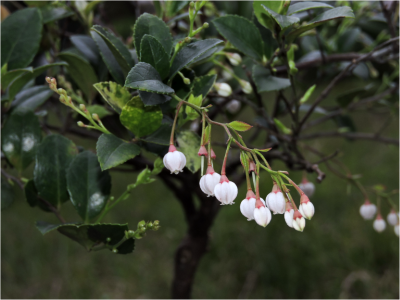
[
  {"xmin": 214, "ymin": 175, "xmax": 238, "ymax": 205},
  {"xmin": 240, "ymin": 80, "xmax": 252, "ymax": 94},
  {"xmin": 240, "ymin": 190, "xmax": 266, "ymax": 221},
  {"xmin": 299, "ymin": 194, "xmax": 315, "ymax": 220},
  {"xmin": 373, "ymin": 214, "xmax": 386, "ymax": 233},
  {"xmin": 284, "ymin": 202, "xmax": 294, "ymax": 228},
  {"xmin": 387, "ymin": 210, "xmax": 398, "ymax": 226},
  {"xmin": 199, "ymin": 165, "xmax": 221, "ymax": 197},
  {"xmin": 359, "ymin": 200, "xmax": 377, "ymax": 220},
  {"xmin": 226, "ymin": 99, "xmax": 241, "ymax": 114},
  {"xmin": 254, "ymin": 198, "xmax": 272, "ymax": 227},
  {"xmin": 214, "ymin": 83, "xmax": 232, "ymax": 97},
  {"xmin": 292, "ymin": 210, "xmax": 306, "ymax": 232},
  {"xmin": 226, "ymin": 52, "xmax": 242, "ymax": 66},
  {"xmin": 266, "ymin": 183, "xmax": 286, "ymax": 214},
  {"xmin": 163, "ymin": 145, "xmax": 186, "ymax": 174},
  {"xmin": 298, "ymin": 180, "xmax": 315, "ymax": 197}
]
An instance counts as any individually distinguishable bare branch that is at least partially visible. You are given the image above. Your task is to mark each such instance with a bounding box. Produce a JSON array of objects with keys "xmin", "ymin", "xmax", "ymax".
[{"xmin": 299, "ymin": 131, "xmax": 399, "ymax": 145}]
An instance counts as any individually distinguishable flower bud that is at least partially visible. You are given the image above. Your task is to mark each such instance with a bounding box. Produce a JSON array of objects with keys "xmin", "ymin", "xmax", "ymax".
[
  {"xmin": 163, "ymin": 145, "xmax": 186, "ymax": 174},
  {"xmin": 284, "ymin": 201, "xmax": 294, "ymax": 228},
  {"xmin": 299, "ymin": 194, "xmax": 315, "ymax": 220},
  {"xmin": 265, "ymin": 183, "xmax": 285, "ymax": 214},
  {"xmin": 226, "ymin": 99, "xmax": 241, "ymax": 114},
  {"xmin": 253, "ymin": 197, "xmax": 271, "ymax": 227},
  {"xmin": 79, "ymin": 104, "xmax": 87, "ymax": 111},
  {"xmin": 183, "ymin": 77, "xmax": 191, "ymax": 85},
  {"xmin": 248, "ymin": 161, "xmax": 256, "ymax": 173},
  {"xmin": 226, "ymin": 53, "xmax": 242, "ymax": 66},
  {"xmin": 77, "ymin": 121, "xmax": 85, "ymax": 127},
  {"xmin": 292, "ymin": 210, "xmax": 305, "ymax": 232},
  {"xmin": 200, "ymin": 165, "xmax": 221, "ymax": 197},
  {"xmin": 373, "ymin": 214, "xmax": 386, "ymax": 233},
  {"xmin": 359, "ymin": 200, "xmax": 377, "ymax": 220},
  {"xmin": 203, "ymin": 22, "xmax": 209, "ymax": 28},
  {"xmin": 92, "ymin": 113, "xmax": 100, "ymax": 121},
  {"xmin": 240, "ymin": 190, "xmax": 260, "ymax": 221},
  {"xmin": 210, "ymin": 148, "xmax": 216, "ymax": 159},
  {"xmin": 387, "ymin": 209, "xmax": 398, "ymax": 226},
  {"xmin": 222, "ymin": 68, "xmax": 233, "ymax": 80},
  {"xmin": 214, "ymin": 83, "xmax": 232, "ymax": 97},
  {"xmin": 214, "ymin": 175, "xmax": 238, "ymax": 205},
  {"xmin": 239, "ymin": 80, "xmax": 252, "ymax": 94},
  {"xmin": 45, "ymin": 77, "xmax": 52, "ymax": 84},
  {"xmin": 298, "ymin": 179, "xmax": 315, "ymax": 197},
  {"xmin": 197, "ymin": 145, "xmax": 208, "ymax": 157}
]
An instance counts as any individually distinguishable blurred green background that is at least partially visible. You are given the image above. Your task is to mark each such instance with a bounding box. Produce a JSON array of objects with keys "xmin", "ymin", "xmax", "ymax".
[{"xmin": 2, "ymin": 77, "xmax": 399, "ymax": 298}]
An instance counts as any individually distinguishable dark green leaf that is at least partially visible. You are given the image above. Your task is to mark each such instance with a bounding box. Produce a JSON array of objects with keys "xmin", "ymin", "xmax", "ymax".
[
  {"xmin": 190, "ymin": 45, "xmax": 224, "ymax": 66},
  {"xmin": 120, "ymin": 96, "xmax": 163, "ymax": 138},
  {"xmin": 286, "ymin": 6, "xmax": 355, "ymax": 42},
  {"xmin": 261, "ymin": 5, "xmax": 300, "ymax": 30},
  {"xmin": 287, "ymin": 2, "xmax": 333, "ymax": 15},
  {"xmin": 1, "ymin": 177, "xmax": 14, "ymax": 210},
  {"xmin": 1, "ymin": 109, "xmax": 42, "ymax": 171},
  {"xmin": 133, "ymin": 13, "xmax": 173, "ymax": 58},
  {"xmin": 125, "ymin": 62, "xmax": 174, "ymax": 94},
  {"xmin": 93, "ymin": 81, "xmax": 132, "ymax": 114},
  {"xmin": 139, "ymin": 91, "xmax": 172, "ymax": 106},
  {"xmin": 70, "ymin": 35, "xmax": 100, "ymax": 65},
  {"xmin": 252, "ymin": 65, "xmax": 291, "ymax": 92},
  {"xmin": 58, "ymin": 52, "xmax": 98, "ymax": 101},
  {"xmin": 11, "ymin": 86, "xmax": 53, "ymax": 112},
  {"xmin": 66, "ymin": 151, "xmax": 111, "ymax": 222},
  {"xmin": 185, "ymin": 94, "xmax": 202, "ymax": 121},
  {"xmin": 170, "ymin": 39, "xmax": 224, "ymax": 78},
  {"xmin": 25, "ymin": 179, "xmax": 51, "ymax": 212},
  {"xmin": 142, "ymin": 124, "xmax": 171, "ymax": 145},
  {"xmin": 253, "ymin": 1, "xmax": 286, "ymax": 32},
  {"xmin": 1, "ymin": 8, "xmax": 42, "ymax": 70},
  {"xmin": 213, "ymin": 16, "xmax": 263, "ymax": 60},
  {"xmin": 176, "ymin": 131, "xmax": 200, "ymax": 173},
  {"xmin": 253, "ymin": 17, "xmax": 278, "ymax": 60},
  {"xmin": 192, "ymin": 74, "xmax": 217, "ymax": 99},
  {"xmin": 34, "ymin": 134, "xmax": 78, "ymax": 207},
  {"xmin": 166, "ymin": 0, "xmax": 189, "ymax": 17},
  {"xmin": 39, "ymin": 6, "xmax": 74, "ymax": 23},
  {"xmin": 140, "ymin": 35, "xmax": 170, "ymax": 79},
  {"xmin": 228, "ymin": 121, "xmax": 253, "ymax": 132},
  {"xmin": 2, "ymin": 67, "xmax": 33, "ymax": 89},
  {"xmin": 97, "ymin": 134, "xmax": 141, "ymax": 170}
]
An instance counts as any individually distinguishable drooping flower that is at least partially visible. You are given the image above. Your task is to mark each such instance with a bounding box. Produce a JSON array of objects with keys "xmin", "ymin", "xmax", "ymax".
[
  {"xmin": 210, "ymin": 148, "xmax": 216, "ymax": 160},
  {"xmin": 197, "ymin": 145, "xmax": 208, "ymax": 157},
  {"xmin": 214, "ymin": 83, "xmax": 232, "ymax": 97},
  {"xmin": 239, "ymin": 80, "xmax": 252, "ymax": 94},
  {"xmin": 359, "ymin": 200, "xmax": 377, "ymax": 220},
  {"xmin": 299, "ymin": 194, "xmax": 315, "ymax": 220},
  {"xmin": 226, "ymin": 52, "xmax": 242, "ymax": 66},
  {"xmin": 292, "ymin": 210, "xmax": 306, "ymax": 232},
  {"xmin": 226, "ymin": 99, "xmax": 241, "ymax": 114},
  {"xmin": 199, "ymin": 165, "xmax": 221, "ymax": 197},
  {"xmin": 266, "ymin": 183, "xmax": 286, "ymax": 214},
  {"xmin": 240, "ymin": 190, "xmax": 266, "ymax": 221},
  {"xmin": 214, "ymin": 175, "xmax": 238, "ymax": 205},
  {"xmin": 298, "ymin": 179, "xmax": 315, "ymax": 198},
  {"xmin": 373, "ymin": 214, "xmax": 386, "ymax": 233},
  {"xmin": 387, "ymin": 209, "xmax": 398, "ymax": 226},
  {"xmin": 253, "ymin": 197, "xmax": 272, "ymax": 227},
  {"xmin": 284, "ymin": 201, "xmax": 294, "ymax": 228},
  {"xmin": 163, "ymin": 145, "xmax": 186, "ymax": 174}
]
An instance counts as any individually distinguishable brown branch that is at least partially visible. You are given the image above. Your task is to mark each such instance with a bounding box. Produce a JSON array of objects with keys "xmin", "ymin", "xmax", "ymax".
[{"xmin": 299, "ymin": 131, "xmax": 399, "ymax": 145}]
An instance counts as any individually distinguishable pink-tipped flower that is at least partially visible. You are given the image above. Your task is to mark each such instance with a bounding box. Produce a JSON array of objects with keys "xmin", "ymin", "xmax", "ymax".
[
  {"xmin": 387, "ymin": 209, "xmax": 398, "ymax": 226},
  {"xmin": 299, "ymin": 194, "xmax": 315, "ymax": 220},
  {"xmin": 292, "ymin": 210, "xmax": 305, "ymax": 232},
  {"xmin": 210, "ymin": 148, "xmax": 216, "ymax": 160},
  {"xmin": 284, "ymin": 201, "xmax": 294, "ymax": 228},
  {"xmin": 373, "ymin": 214, "xmax": 386, "ymax": 233},
  {"xmin": 253, "ymin": 197, "xmax": 272, "ymax": 227},
  {"xmin": 199, "ymin": 165, "xmax": 221, "ymax": 197},
  {"xmin": 214, "ymin": 175, "xmax": 238, "ymax": 205},
  {"xmin": 298, "ymin": 178, "xmax": 315, "ymax": 197},
  {"xmin": 359, "ymin": 200, "xmax": 377, "ymax": 220},
  {"xmin": 198, "ymin": 145, "xmax": 208, "ymax": 157},
  {"xmin": 265, "ymin": 183, "xmax": 285, "ymax": 214},
  {"xmin": 163, "ymin": 145, "xmax": 186, "ymax": 174},
  {"xmin": 240, "ymin": 190, "xmax": 266, "ymax": 221}
]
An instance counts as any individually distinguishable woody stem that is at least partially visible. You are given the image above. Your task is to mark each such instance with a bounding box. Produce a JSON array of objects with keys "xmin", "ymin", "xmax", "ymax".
[{"xmin": 170, "ymin": 102, "xmax": 184, "ymax": 145}]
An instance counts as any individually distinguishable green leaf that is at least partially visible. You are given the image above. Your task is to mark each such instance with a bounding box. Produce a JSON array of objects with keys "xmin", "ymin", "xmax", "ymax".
[
  {"xmin": 274, "ymin": 118, "xmax": 292, "ymax": 134},
  {"xmin": 169, "ymin": 39, "xmax": 224, "ymax": 79},
  {"xmin": 299, "ymin": 84, "xmax": 316, "ymax": 104},
  {"xmin": 125, "ymin": 62, "xmax": 174, "ymax": 94},
  {"xmin": 286, "ymin": 6, "xmax": 355, "ymax": 42},
  {"xmin": 176, "ymin": 131, "xmax": 201, "ymax": 173},
  {"xmin": 87, "ymin": 105, "xmax": 112, "ymax": 119},
  {"xmin": 11, "ymin": 86, "xmax": 53, "ymax": 112},
  {"xmin": 70, "ymin": 35, "xmax": 100, "ymax": 65},
  {"xmin": 213, "ymin": 16, "xmax": 263, "ymax": 60},
  {"xmin": 253, "ymin": 1, "xmax": 286, "ymax": 32},
  {"xmin": 96, "ymin": 134, "xmax": 141, "ymax": 170},
  {"xmin": 133, "ymin": 13, "xmax": 173, "ymax": 58},
  {"xmin": 39, "ymin": 6, "xmax": 74, "ymax": 23},
  {"xmin": 261, "ymin": 5, "xmax": 300, "ymax": 31},
  {"xmin": 287, "ymin": 2, "xmax": 333, "ymax": 15},
  {"xmin": 252, "ymin": 65, "xmax": 291, "ymax": 92},
  {"xmin": 228, "ymin": 121, "xmax": 253, "ymax": 132},
  {"xmin": 140, "ymin": 34, "xmax": 170, "ymax": 80},
  {"xmin": 134, "ymin": 167, "xmax": 155, "ymax": 187},
  {"xmin": 253, "ymin": 17, "xmax": 278, "ymax": 60},
  {"xmin": 166, "ymin": 0, "xmax": 189, "ymax": 17},
  {"xmin": 1, "ymin": 8, "xmax": 42, "ymax": 70},
  {"xmin": 25, "ymin": 179, "xmax": 51, "ymax": 212},
  {"xmin": 120, "ymin": 96, "xmax": 163, "ymax": 138},
  {"xmin": 93, "ymin": 81, "xmax": 132, "ymax": 114},
  {"xmin": 58, "ymin": 52, "xmax": 98, "ymax": 101},
  {"xmin": 1, "ymin": 177, "xmax": 14, "ymax": 210},
  {"xmin": 2, "ymin": 67, "xmax": 33, "ymax": 89},
  {"xmin": 34, "ymin": 135, "xmax": 78, "ymax": 207},
  {"xmin": 142, "ymin": 124, "xmax": 171, "ymax": 145},
  {"xmin": 152, "ymin": 157, "xmax": 164, "ymax": 175},
  {"xmin": 138, "ymin": 91, "xmax": 172, "ymax": 106},
  {"xmin": 192, "ymin": 74, "xmax": 217, "ymax": 99},
  {"xmin": 185, "ymin": 94, "xmax": 202, "ymax": 121},
  {"xmin": 66, "ymin": 151, "xmax": 111, "ymax": 222},
  {"xmin": 1, "ymin": 109, "xmax": 42, "ymax": 171}
]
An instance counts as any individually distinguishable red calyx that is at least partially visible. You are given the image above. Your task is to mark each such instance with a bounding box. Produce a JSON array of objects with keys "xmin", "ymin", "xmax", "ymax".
[
  {"xmin": 272, "ymin": 183, "xmax": 280, "ymax": 194},
  {"xmin": 246, "ymin": 190, "xmax": 256, "ymax": 200},
  {"xmin": 364, "ymin": 199, "xmax": 371, "ymax": 205},
  {"xmin": 169, "ymin": 145, "xmax": 177, "ymax": 152},
  {"xmin": 219, "ymin": 175, "xmax": 229, "ymax": 183},
  {"xmin": 206, "ymin": 165, "xmax": 215, "ymax": 175},
  {"xmin": 285, "ymin": 201, "xmax": 293, "ymax": 212},
  {"xmin": 248, "ymin": 161, "xmax": 256, "ymax": 173},
  {"xmin": 255, "ymin": 197, "xmax": 265, "ymax": 209},
  {"xmin": 300, "ymin": 194, "xmax": 310, "ymax": 204},
  {"xmin": 211, "ymin": 148, "xmax": 216, "ymax": 159},
  {"xmin": 293, "ymin": 210, "xmax": 303, "ymax": 220},
  {"xmin": 198, "ymin": 145, "xmax": 208, "ymax": 156},
  {"xmin": 376, "ymin": 213, "xmax": 383, "ymax": 220}
]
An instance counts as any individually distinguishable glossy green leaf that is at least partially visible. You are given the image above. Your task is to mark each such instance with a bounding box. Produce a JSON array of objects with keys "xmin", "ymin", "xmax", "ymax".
[
  {"xmin": 186, "ymin": 94, "xmax": 202, "ymax": 121},
  {"xmin": 253, "ymin": 17, "xmax": 278, "ymax": 60},
  {"xmin": 192, "ymin": 74, "xmax": 217, "ymax": 99},
  {"xmin": 169, "ymin": 39, "xmax": 224, "ymax": 79},
  {"xmin": 286, "ymin": 6, "xmax": 355, "ymax": 42},
  {"xmin": 133, "ymin": 13, "xmax": 173, "ymax": 58},
  {"xmin": 1, "ymin": 67, "xmax": 33, "ymax": 89},
  {"xmin": 228, "ymin": 121, "xmax": 253, "ymax": 132},
  {"xmin": 1, "ymin": 177, "xmax": 14, "ymax": 210},
  {"xmin": 287, "ymin": 2, "xmax": 333, "ymax": 15},
  {"xmin": 190, "ymin": 45, "xmax": 224, "ymax": 66},
  {"xmin": 11, "ymin": 86, "xmax": 53, "ymax": 112},
  {"xmin": 166, "ymin": 0, "xmax": 189, "ymax": 17},
  {"xmin": 25, "ymin": 179, "xmax": 51, "ymax": 212},
  {"xmin": 139, "ymin": 91, "xmax": 172, "ymax": 106},
  {"xmin": 120, "ymin": 96, "xmax": 163, "ymax": 138},
  {"xmin": 93, "ymin": 81, "xmax": 132, "ymax": 114},
  {"xmin": 261, "ymin": 5, "xmax": 300, "ymax": 30},
  {"xmin": 1, "ymin": 109, "xmax": 42, "ymax": 171},
  {"xmin": 39, "ymin": 6, "xmax": 74, "ymax": 23},
  {"xmin": 140, "ymin": 35, "xmax": 170, "ymax": 80},
  {"xmin": 70, "ymin": 35, "xmax": 100, "ymax": 65},
  {"xmin": 253, "ymin": 1, "xmax": 286, "ymax": 31},
  {"xmin": 125, "ymin": 62, "xmax": 174, "ymax": 94},
  {"xmin": 86, "ymin": 105, "xmax": 112, "ymax": 119},
  {"xmin": 97, "ymin": 134, "xmax": 141, "ymax": 170},
  {"xmin": 213, "ymin": 16, "xmax": 263, "ymax": 60},
  {"xmin": 176, "ymin": 131, "xmax": 200, "ymax": 173},
  {"xmin": 299, "ymin": 84, "xmax": 316, "ymax": 104},
  {"xmin": 252, "ymin": 65, "xmax": 291, "ymax": 92},
  {"xmin": 58, "ymin": 52, "xmax": 98, "ymax": 101},
  {"xmin": 67, "ymin": 151, "xmax": 111, "ymax": 222},
  {"xmin": 34, "ymin": 135, "xmax": 78, "ymax": 207},
  {"xmin": 1, "ymin": 8, "xmax": 42, "ymax": 70},
  {"xmin": 142, "ymin": 124, "xmax": 171, "ymax": 145}
]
